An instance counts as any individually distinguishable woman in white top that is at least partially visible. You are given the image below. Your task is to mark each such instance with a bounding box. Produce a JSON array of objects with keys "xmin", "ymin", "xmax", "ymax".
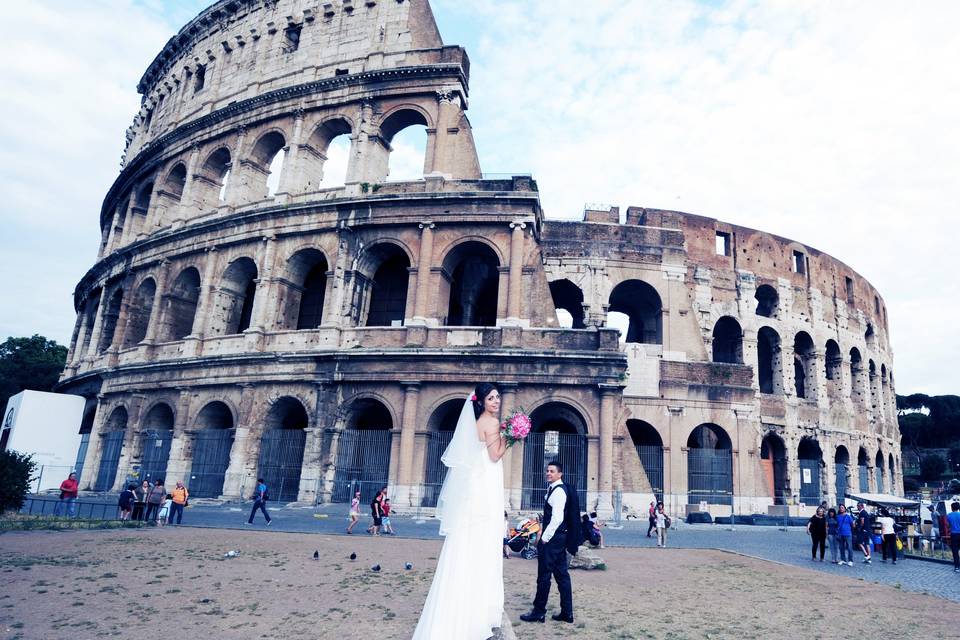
[
  {"xmin": 346, "ymin": 491, "xmax": 361, "ymax": 534},
  {"xmin": 655, "ymin": 502, "xmax": 669, "ymax": 547},
  {"xmin": 876, "ymin": 508, "xmax": 898, "ymax": 565}
]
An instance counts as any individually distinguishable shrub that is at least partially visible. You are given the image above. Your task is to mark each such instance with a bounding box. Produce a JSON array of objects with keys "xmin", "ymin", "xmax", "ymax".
[{"xmin": 0, "ymin": 449, "xmax": 36, "ymax": 513}]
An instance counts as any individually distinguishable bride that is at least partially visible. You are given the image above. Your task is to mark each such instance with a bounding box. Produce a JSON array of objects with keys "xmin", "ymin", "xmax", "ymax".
[{"xmin": 412, "ymin": 383, "xmax": 507, "ymax": 639}]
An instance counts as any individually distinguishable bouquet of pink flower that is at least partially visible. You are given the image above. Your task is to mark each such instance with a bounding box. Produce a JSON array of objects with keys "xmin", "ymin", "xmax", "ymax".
[{"xmin": 500, "ymin": 408, "xmax": 532, "ymax": 448}]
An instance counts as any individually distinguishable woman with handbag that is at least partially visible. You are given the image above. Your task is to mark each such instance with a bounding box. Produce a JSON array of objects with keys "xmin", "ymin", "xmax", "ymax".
[{"xmin": 655, "ymin": 502, "xmax": 670, "ymax": 547}]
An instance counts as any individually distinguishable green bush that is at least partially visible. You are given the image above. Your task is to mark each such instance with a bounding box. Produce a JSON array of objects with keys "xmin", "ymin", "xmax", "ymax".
[{"xmin": 0, "ymin": 449, "xmax": 36, "ymax": 513}]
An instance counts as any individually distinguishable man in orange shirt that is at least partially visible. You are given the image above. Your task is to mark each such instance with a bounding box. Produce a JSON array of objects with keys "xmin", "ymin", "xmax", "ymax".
[{"xmin": 168, "ymin": 481, "xmax": 189, "ymax": 525}]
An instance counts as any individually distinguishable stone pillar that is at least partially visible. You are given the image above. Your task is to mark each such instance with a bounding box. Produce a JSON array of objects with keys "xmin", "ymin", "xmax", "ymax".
[
  {"xmin": 84, "ymin": 289, "xmax": 111, "ymax": 361},
  {"xmin": 506, "ymin": 221, "xmax": 527, "ymax": 323},
  {"xmin": 103, "ymin": 208, "xmax": 122, "ymax": 256},
  {"xmin": 223, "ymin": 126, "xmax": 247, "ymax": 207},
  {"xmin": 77, "ymin": 395, "xmax": 107, "ymax": 490},
  {"xmin": 222, "ymin": 383, "xmax": 258, "ymax": 498},
  {"xmin": 247, "ymin": 235, "xmax": 277, "ymax": 336},
  {"xmin": 597, "ymin": 385, "xmax": 618, "ymax": 516},
  {"xmin": 388, "ymin": 428, "xmax": 403, "ymax": 487},
  {"xmin": 411, "ymin": 222, "xmax": 436, "ymax": 323},
  {"xmin": 64, "ymin": 311, "xmax": 86, "ymax": 373},
  {"xmin": 189, "ymin": 247, "xmax": 220, "ymax": 342},
  {"xmin": 499, "ymin": 384, "xmax": 520, "ymax": 509},
  {"xmin": 175, "ymin": 143, "xmax": 202, "ymax": 225},
  {"xmin": 276, "ymin": 108, "xmax": 305, "ymax": 198},
  {"xmin": 106, "ymin": 278, "xmax": 135, "ymax": 367},
  {"xmin": 142, "ymin": 260, "xmax": 170, "ymax": 346},
  {"xmin": 118, "ymin": 193, "xmax": 137, "ymax": 247},
  {"xmin": 297, "ymin": 427, "xmax": 324, "ymax": 504},
  {"xmin": 164, "ymin": 390, "xmax": 194, "ymax": 486},
  {"xmin": 111, "ymin": 394, "xmax": 147, "ymax": 492},
  {"xmin": 396, "ymin": 382, "xmax": 421, "ymax": 507}
]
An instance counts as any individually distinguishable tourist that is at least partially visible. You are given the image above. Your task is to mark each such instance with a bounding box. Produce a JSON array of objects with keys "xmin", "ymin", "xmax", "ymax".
[
  {"xmin": 118, "ymin": 484, "xmax": 136, "ymax": 521},
  {"xmin": 946, "ymin": 501, "xmax": 960, "ymax": 573},
  {"xmin": 855, "ymin": 502, "xmax": 873, "ymax": 564},
  {"xmin": 144, "ymin": 479, "xmax": 166, "ymax": 523},
  {"xmin": 54, "ymin": 472, "xmax": 79, "ymax": 518},
  {"xmin": 132, "ymin": 480, "xmax": 149, "ymax": 521},
  {"xmin": 876, "ymin": 508, "xmax": 897, "ymax": 564},
  {"xmin": 503, "ymin": 511, "xmax": 512, "ymax": 559},
  {"xmin": 647, "ymin": 501, "xmax": 656, "ymax": 538},
  {"xmin": 806, "ymin": 506, "xmax": 827, "ymax": 561},
  {"xmin": 588, "ymin": 511, "xmax": 605, "ymax": 548},
  {"xmin": 826, "ymin": 508, "xmax": 839, "ymax": 564},
  {"xmin": 168, "ymin": 481, "xmax": 188, "ymax": 525},
  {"xmin": 246, "ymin": 478, "xmax": 272, "ymax": 525},
  {"xmin": 835, "ymin": 504, "xmax": 855, "ymax": 566},
  {"xmin": 381, "ymin": 498, "xmax": 395, "ymax": 535},
  {"xmin": 367, "ymin": 487, "xmax": 384, "ymax": 536},
  {"xmin": 655, "ymin": 502, "xmax": 669, "ymax": 547},
  {"xmin": 157, "ymin": 494, "xmax": 173, "ymax": 526},
  {"xmin": 346, "ymin": 490, "xmax": 361, "ymax": 534}
]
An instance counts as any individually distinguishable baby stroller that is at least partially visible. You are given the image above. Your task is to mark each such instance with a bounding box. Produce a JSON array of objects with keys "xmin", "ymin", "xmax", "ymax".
[{"xmin": 506, "ymin": 517, "xmax": 541, "ymax": 560}]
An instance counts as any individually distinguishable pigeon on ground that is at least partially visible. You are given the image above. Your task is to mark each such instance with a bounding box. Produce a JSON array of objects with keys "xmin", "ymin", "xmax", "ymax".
[
  {"xmin": 371, "ymin": 564, "xmax": 381, "ymax": 572},
  {"xmin": 223, "ymin": 550, "xmax": 240, "ymax": 558},
  {"xmin": 349, "ymin": 552, "xmax": 357, "ymax": 561},
  {"xmin": 313, "ymin": 550, "xmax": 319, "ymax": 560},
  {"xmin": 404, "ymin": 562, "xmax": 413, "ymax": 570}
]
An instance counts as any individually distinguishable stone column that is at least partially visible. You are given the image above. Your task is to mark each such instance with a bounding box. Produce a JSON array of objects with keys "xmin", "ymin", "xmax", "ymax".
[
  {"xmin": 64, "ymin": 311, "xmax": 86, "ymax": 373},
  {"xmin": 499, "ymin": 384, "xmax": 520, "ymax": 509},
  {"xmin": 506, "ymin": 221, "xmax": 527, "ymax": 323},
  {"xmin": 396, "ymin": 382, "xmax": 421, "ymax": 507},
  {"xmin": 84, "ymin": 289, "xmax": 111, "ymax": 361},
  {"xmin": 142, "ymin": 260, "xmax": 170, "ymax": 346},
  {"xmin": 106, "ymin": 278, "xmax": 136, "ymax": 367},
  {"xmin": 173, "ymin": 143, "xmax": 202, "ymax": 226},
  {"xmin": 276, "ymin": 108, "xmax": 305, "ymax": 198},
  {"xmin": 222, "ymin": 383, "xmax": 258, "ymax": 498},
  {"xmin": 77, "ymin": 395, "xmax": 107, "ymax": 490},
  {"xmin": 297, "ymin": 427, "xmax": 324, "ymax": 504},
  {"xmin": 189, "ymin": 247, "xmax": 220, "ymax": 340},
  {"xmin": 164, "ymin": 390, "xmax": 193, "ymax": 486},
  {"xmin": 223, "ymin": 126, "xmax": 247, "ymax": 207},
  {"xmin": 411, "ymin": 222, "xmax": 435, "ymax": 323},
  {"xmin": 247, "ymin": 235, "xmax": 277, "ymax": 336},
  {"xmin": 597, "ymin": 384, "xmax": 618, "ymax": 517},
  {"xmin": 112, "ymin": 394, "xmax": 147, "ymax": 492}
]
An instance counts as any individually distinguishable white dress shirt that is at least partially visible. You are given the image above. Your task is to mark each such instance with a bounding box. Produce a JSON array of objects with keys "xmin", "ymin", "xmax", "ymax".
[{"xmin": 541, "ymin": 479, "xmax": 566, "ymax": 544}]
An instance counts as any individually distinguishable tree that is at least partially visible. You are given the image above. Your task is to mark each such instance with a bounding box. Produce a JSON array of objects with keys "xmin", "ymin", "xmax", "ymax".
[
  {"xmin": 920, "ymin": 454, "xmax": 947, "ymax": 482},
  {"xmin": 0, "ymin": 335, "xmax": 67, "ymax": 412},
  {"xmin": 0, "ymin": 450, "xmax": 36, "ymax": 513}
]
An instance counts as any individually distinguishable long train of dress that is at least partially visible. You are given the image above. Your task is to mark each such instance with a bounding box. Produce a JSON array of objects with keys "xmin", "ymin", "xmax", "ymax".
[{"xmin": 412, "ymin": 439, "xmax": 504, "ymax": 639}]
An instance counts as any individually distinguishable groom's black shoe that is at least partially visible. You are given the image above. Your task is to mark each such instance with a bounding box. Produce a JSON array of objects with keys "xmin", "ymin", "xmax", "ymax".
[
  {"xmin": 552, "ymin": 613, "xmax": 575, "ymax": 623},
  {"xmin": 519, "ymin": 611, "xmax": 545, "ymax": 623}
]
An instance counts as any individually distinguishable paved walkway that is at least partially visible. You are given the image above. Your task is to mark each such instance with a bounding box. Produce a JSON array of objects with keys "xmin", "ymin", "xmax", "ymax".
[{"xmin": 54, "ymin": 498, "xmax": 960, "ymax": 602}]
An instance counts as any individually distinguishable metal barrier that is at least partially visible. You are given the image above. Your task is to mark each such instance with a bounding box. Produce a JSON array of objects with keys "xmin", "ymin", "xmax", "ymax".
[{"xmin": 17, "ymin": 496, "xmax": 121, "ymax": 521}]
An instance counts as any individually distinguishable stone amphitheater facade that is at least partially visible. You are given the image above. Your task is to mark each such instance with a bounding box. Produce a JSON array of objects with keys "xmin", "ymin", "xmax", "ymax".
[{"xmin": 58, "ymin": 0, "xmax": 901, "ymax": 516}]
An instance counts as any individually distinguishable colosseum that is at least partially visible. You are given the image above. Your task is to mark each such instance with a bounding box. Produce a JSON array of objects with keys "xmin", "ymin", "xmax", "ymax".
[{"xmin": 58, "ymin": 0, "xmax": 901, "ymax": 518}]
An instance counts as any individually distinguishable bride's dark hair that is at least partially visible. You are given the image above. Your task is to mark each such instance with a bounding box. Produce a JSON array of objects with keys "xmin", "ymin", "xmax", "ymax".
[{"xmin": 472, "ymin": 382, "xmax": 500, "ymax": 419}]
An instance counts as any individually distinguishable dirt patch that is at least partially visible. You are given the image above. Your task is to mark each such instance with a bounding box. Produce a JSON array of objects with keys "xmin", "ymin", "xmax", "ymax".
[{"xmin": 0, "ymin": 528, "xmax": 953, "ymax": 639}]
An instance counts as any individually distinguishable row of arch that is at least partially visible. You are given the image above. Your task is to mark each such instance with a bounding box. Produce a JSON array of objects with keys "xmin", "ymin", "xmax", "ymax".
[{"xmin": 106, "ymin": 108, "xmax": 432, "ymax": 254}]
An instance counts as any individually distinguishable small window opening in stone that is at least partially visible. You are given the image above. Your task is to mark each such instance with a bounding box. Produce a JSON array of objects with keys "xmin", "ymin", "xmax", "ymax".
[
  {"xmin": 792, "ymin": 250, "xmax": 805, "ymax": 274},
  {"xmin": 285, "ymin": 24, "xmax": 302, "ymax": 52},
  {"xmin": 874, "ymin": 295, "xmax": 880, "ymax": 314},
  {"xmin": 715, "ymin": 231, "xmax": 730, "ymax": 256},
  {"xmin": 335, "ymin": 68, "xmax": 349, "ymax": 76},
  {"xmin": 845, "ymin": 276, "xmax": 854, "ymax": 304},
  {"xmin": 194, "ymin": 64, "xmax": 206, "ymax": 93}
]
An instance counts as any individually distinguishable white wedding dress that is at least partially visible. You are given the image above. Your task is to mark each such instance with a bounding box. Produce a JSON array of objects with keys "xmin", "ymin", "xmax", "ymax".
[{"xmin": 412, "ymin": 398, "xmax": 504, "ymax": 639}]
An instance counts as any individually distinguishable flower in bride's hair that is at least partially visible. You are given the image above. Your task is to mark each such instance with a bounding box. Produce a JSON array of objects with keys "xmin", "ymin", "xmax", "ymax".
[{"xmin": 470, "ymin": 394, "xmax": 477, "ymax": 401}]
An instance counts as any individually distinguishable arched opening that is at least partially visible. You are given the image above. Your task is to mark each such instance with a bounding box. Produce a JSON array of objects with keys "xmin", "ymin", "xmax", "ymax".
[
  {"xmin": 760, "ymin": 432, "xmax": 788, "ymax": 505},
  {"xmin": 522, "ymin": 402, "xmax": 588, "ymax": 509},
  {"xmin": 686, "ymin": 424, "xmax": 733, "ymax": 505},
  {"xmin": 162, "ymin": 267, "xmax": 201, "ymax": 341},
  {"xmin": 608, "ymin": 280, "xmax": 662, "ymax": 344},
  {"xmin": 549, "ymin": 279, "xmax": 585, "ymax": 329},
  {"xmin": 868, "ymin": 360, "xmax": 879, "ymax": 411},
  {"xmin": 197, "ymin": 147, "xmax": 231, "ymax": 209},
  {"xmin": 189, "ymin": 401, "xmax": 235, "ymax": 498},
  {"xmin": 442, "ymin": 241, "xmax": 500, "ymax": 327},
  {"xmin": 835, "ymin": 446, "xmax": 850, "ymax": 502},
  {"xmin": 875, "ymin": 450, "xmax": 886, "ymax": 493},
  {"xmin": 308, "ymin": 118, "xmax": 352, "ymax": 190},
  {"xmin": 888, "ymin": 453, "xmax": 895, "ymax": 493},
  {"xmin": 381, "ymin": 109, "xmax": 428, "ymax": 181},
  {"xmin": 163, "ymin": 163, "xmax": 187, "ymax": 202},
  {"xmin": 73, "ymin": 399, "xmax": 97, "ymax": 481},
  {"xmin": 865, "ymin": 323, "xmax": 876, "ymax": 348},
  {"xmin": 94, "ymin": 407, "xmax": 127, "ymax": 491},
  {"xmin": 139, "ymin": 403, "xmax": 174, "ymax": 484},
  {"xmin": 210, "ymin": 257, "xmax": 258, "ymax": 335},
  {"xmin": 132, "ymin": 181, "xmax": 154, "ymax": 235},
  {"xmin": 712, "ymin": 316, "xmax": 743, "ymax": 364},
  {"xmin": 755, "ymin": 284, "xmax": 778, "ymax": 318},
  {"xmin": 357, "ymin": 244, "xmax": 411, "ymax": 327},
  {"xmin": 123, "ymin": 278, "xmax": 157, "ymax": 348},
  {"xmin": 880, "ymin": 364, "xmax": 889, "ymax": 416},
  {"xmin": 258, "ymin": 396, "xmax": 309, "ymax": 502},
  {"xmin": 857, "ymin": 447, "xmax": 870, "ymax": 492},
  {"xmin": 825, "ymin": 339, "xmax": 842, "ymax": 389},
  {"xmin": 97, "ymin": 288, "xmax": 124, "ymax": 354},
  {"xmin": 757, "ymin": 326, "xmax": 782, "ymax": 394},
  {"xmin": 250, "ymin": 131, "xmax": 287, "ymax": 199},
  {"xmin": 849, "ymin": 348, "xmax": 865, "ymax": 405},
  {"xmin": 421, "ymin": 399, "xmax": 464, "ymax": 507},
  {"xmin": 280, "ymin": 249, "xmax": 329, "ymax": 330},
  {"xmin": 627, "ymin": 420, "xmax": 663, "ymax": 500},
  {"xmin": 797, "ymin": 438, "xmax": 823, "ymax": 505},
  {"xmin": 332, "ymin": 398, "xmax": 393, "ymax": 503},
  {"xmin": 793, "ymin": 331, "xmax": 815, "ymax": 399}
]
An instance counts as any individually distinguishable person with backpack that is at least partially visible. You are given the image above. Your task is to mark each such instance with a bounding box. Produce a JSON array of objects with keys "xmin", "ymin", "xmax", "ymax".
[
  {"xmin": 246, "ymin": 478, "xmax": 272, "ymax": 526},
  {"xmin": 856, "ymin": 502, "xmax": 872, "ymax": 564}
]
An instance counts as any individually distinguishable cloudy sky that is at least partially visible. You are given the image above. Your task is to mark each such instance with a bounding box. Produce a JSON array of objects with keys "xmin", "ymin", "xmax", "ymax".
[{"xmin": 0, "ymin": 0, "xmax": 957, "ymax": 395}]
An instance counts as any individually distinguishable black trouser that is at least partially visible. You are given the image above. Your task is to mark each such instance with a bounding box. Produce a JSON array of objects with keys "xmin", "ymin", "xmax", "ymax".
[
  {"xmin": 248, "ymin": 499, "xmax": 271, "ymax": 523},
  {"xmin": 950, "ymin": 536, "xmax": 960, "ymax": 570},
  {"xmin": 811, "ymin": 533, "xmax": 826, "ymax": 559},
  {"xmin": 168, "ymin": 503, "xmax": 184, "ymax": 524},
  {"xmin": 647, "ymin": 517, "xmax": 656, "ymax": 536},
  {"xmin": 532, "ymin": 534, "xmax": 572, "ymax": 617},
  {"xmin": 145, "ymin": 503, "xmax": 161, "ymax": 522},
  {"xmin": 132, "ymin": 502, "xmax": 145, "ymax": 521},
  {"xmin": 880, "ymin": 534, "xmax": 897, "ymax": 562}
]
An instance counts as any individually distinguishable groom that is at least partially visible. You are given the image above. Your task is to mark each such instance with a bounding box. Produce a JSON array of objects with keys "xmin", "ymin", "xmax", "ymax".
[{"xmin": 520, "ymin": 460, "xmax": 580, "ymax": 624}]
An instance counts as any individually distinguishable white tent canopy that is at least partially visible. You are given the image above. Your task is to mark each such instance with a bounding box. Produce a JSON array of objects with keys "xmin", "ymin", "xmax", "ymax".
[{"xmin": 845, "ymin": 492, "xmax": 920, "ymax": 509}]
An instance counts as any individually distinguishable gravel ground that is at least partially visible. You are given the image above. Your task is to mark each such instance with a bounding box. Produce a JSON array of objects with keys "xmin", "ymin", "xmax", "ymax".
[{"xmin": 0, "ymin": 527, "xmax": 956, "ymax": 640}]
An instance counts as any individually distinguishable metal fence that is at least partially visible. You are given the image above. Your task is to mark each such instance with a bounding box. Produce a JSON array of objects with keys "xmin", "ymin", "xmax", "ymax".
[
  {"xmin": 331, "ymin": 429, "xmax": 392, "ymax": 503},
  {"xmin": 798, "ymin": 458, "xmax": 822, "ymax": 505},
  {"xmin": 258, "ymin": 429, "xmax": 307, "ymax": 503},
  {"xmin": 190, "ymin": 429, "xmax": 235, "ymax": 498},
  {"xmin": 17, "ymin": 496, "xmax": 122, "ymax": 521},
  {"xmin": 686, "ymin": 449, "xmax": 733, "ymax": 505},
  {"xmin": 636, "ymin": 445, "xmax": 664, "ymax": 501},
  {"xmin": 140, "ymin": 430, "xmax": 173, "ymax": 485},
  {"xmin": 94, "ymin": 431, "xmax": 125, "ymax": 492},
  {"xmin": 521, "ymin": 432, "xmax": 588, "ymax": 510}
]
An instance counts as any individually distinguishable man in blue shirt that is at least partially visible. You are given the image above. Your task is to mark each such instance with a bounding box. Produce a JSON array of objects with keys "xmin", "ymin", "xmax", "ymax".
[
  {"xmin": 246, "ymin": 478, "xmax": 272, "ymax": 526},
  {"xmin": 947, "ymin": 501, "xmax": 960, "ymax": 572}
]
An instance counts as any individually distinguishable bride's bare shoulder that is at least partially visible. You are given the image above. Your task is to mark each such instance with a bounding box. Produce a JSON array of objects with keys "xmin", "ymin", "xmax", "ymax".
[{"xmin": 476, "ymin": 413, "xmax": 499, "ymax": 435}]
